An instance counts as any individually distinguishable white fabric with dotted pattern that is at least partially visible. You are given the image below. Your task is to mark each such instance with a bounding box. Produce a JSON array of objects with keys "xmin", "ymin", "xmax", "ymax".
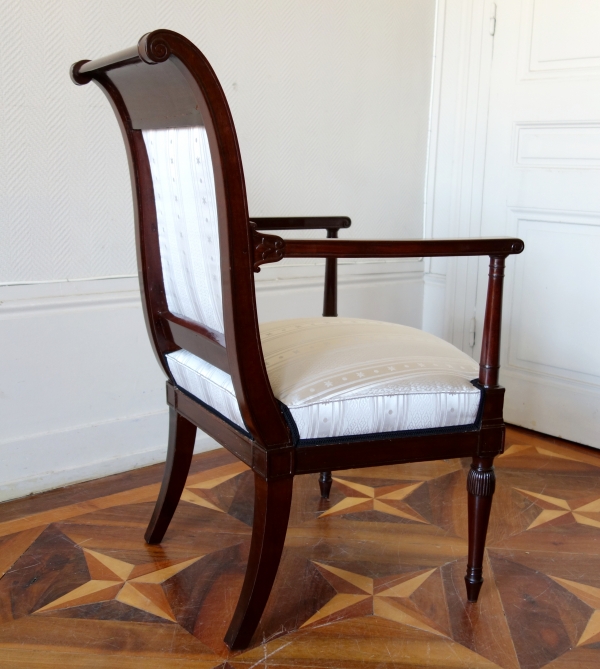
[
  {"xmin": 143, "ymin": 127, "xmax": 224, "ymax": 333},
  {"xmin": 261, "ymin": 318, "xmax": 480, "ymax": 439},
  {"xmin": 166, "ymin": 317, "xmax": 481, "ymax": 440}
]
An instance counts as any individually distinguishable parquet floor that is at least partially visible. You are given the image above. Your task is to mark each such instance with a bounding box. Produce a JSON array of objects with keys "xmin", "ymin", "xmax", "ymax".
[{"xmin": 1, "ymin": 427, "xmax": 600, "ymax": 668}]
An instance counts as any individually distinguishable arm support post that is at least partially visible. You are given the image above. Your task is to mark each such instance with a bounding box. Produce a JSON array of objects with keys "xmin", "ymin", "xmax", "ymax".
[
  {"xmin": 323, "ymin": 228, "xmax": 338, "ymax": 317},
  {"xmin": 479, "ymin": 255, "xmax": 506, "ymax": 388}
]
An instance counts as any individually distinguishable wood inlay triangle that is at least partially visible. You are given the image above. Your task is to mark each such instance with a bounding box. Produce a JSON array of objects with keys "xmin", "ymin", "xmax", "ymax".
[
  {"xmin": 536, "ymin": 446, "xmax": 600, "ymax": 469},
  {"xmin": 377, "ymin": 569, "xmax": 436, "ymax": 598},
  {"xmin": 185, "ymin": 461, "xmax": 248, "ymax": 488},
  {"xmin": 319, "ymin": 497, "xmax": 373, "ymax": 517},
  {"xmin": 0, "ymin": 527, "xmax": 45, "ymax": 579},
  {"xmin": 372, "ymin": 500, "xmax": 429, "ymax": 523},
  {"xmin": 35, "ymin": 580, "xmax": 123, "ymax": 612},
  {"xmin": 332, "ymin": 477, "xmax": 374, "ymax": 497},
  {"xmin": 527, "ymin": 509, "xmax": 570, "ymax": 529},
  {"xmin": 574, "ymin": 497, "xmax": 600, "ymax": 513},
  {"xmin": 83, "ymin": 549, "xmax": 133, "ymax": 581},
  {"xmin": 515, "ymin": 488, "xmax": 571, "ymax": 510},
  {"xmin": 573, "ymin": 513, "xmax": 600, "ymax": 529},
  {"xmin": 180, "ymin": 489, "xmax": 224, "ymax": 512},
  {"xmin": 301, "ymin": 593, "xmax": 370, "ymax": 627},
  {"xmin": 373, "ymin": 597, "xmax": 446, "ymax": 637},
  {"xmin": 578, "ymin": 610, "xmax": 600, "ymax": 646},
  {"xmin": 550, "ymin": 576, "xmax": 600, "ymax": 610},
  {"xmin": 84, "ymin": 551, "xmax": 126, "ymax": 581},
  {"xmin": 377, "ymin": 481, "xmax": 423, "ymax": 500},
  {"xmin": 313, "ymin": 562, "xmax": 373, "ymax": 594},
  {"xmin": 188, "ymin": 471, "xmax": 245, "ymax": 490},
  {"xmin": 131, "ymin": 556, "xmax": 202, "ymax": 584},
  {"xmin": 116, "ymin": 582, "xmax": 175, "ymax": 621}
]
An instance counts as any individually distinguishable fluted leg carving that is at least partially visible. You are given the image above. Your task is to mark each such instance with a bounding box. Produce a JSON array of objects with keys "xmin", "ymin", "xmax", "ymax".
[{"xmin": 465, "ymin": 456, "xmax": 496, "ymax": 602}]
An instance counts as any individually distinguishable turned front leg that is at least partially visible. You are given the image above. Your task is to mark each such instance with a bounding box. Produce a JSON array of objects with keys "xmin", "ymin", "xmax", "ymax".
[{"xmin": 465, "ymin": 456, "xmax": 496, "ymax": 602}]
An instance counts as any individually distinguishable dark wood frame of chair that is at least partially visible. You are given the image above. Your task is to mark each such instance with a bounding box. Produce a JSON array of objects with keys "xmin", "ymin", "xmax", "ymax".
[{"xmin": 71, "ymin": 29, "xmax": 524, "ymax": 651}]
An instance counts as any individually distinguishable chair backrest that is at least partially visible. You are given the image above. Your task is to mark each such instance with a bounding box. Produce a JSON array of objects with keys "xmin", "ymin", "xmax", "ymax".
[
  {"xmin": 143, "ymin": 125, "xmax": 224, "ymax": 333},
  {"xmin": 71, "ymin": 30, "xmax": 290, "ymax": 447}
]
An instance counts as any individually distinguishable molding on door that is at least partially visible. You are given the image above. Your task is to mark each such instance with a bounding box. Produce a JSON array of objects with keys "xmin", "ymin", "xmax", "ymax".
[
  {"xmin": 518, "ymin": 0, "xmax": 600, "ymax": 80},
  {"xmin": 504, "ymin": 207, "xmax": 600, "ymax": 387},
  {"xmin": 514, "ymin": 122, "xmax": 600, "ymax": 169}
]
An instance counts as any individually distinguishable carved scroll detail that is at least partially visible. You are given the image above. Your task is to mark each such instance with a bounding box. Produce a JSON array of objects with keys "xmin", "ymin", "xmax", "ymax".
[
  {"xmin": 467, "ymin": 465, "xmax": 496, "ymax": 497},
  {"xmin": 252, "ymin": 230, "xmax": 285, "ymax": 272},
  {"xmin": 70, "ymin": 60, "xmax": 92, "ymax": 86},
  {"xmin": 138, "ymin": 32, "xmax": 172, "ymax": 64}
]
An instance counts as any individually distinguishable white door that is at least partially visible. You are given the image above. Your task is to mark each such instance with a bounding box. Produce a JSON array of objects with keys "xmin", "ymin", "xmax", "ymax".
[{"xmin": 474, "ymin": 0, "xmax": 600, "ymax": 447}]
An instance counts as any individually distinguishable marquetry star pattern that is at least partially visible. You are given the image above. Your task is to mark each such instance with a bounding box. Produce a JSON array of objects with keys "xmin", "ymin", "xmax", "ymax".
[
  {"xmin": 319, "ymin": 477, "xmax": 429, "ymax": 523},
  {"xmin": 34, "ymin": 548, "xmax": 203, "ymax": 621},
  {"xmin": 302, "ymin": 562, "xmax": 449, "ymax": 637},
  {"xmin": 516, "ymin": 488, "xmax": 600, "ymax": 530}
]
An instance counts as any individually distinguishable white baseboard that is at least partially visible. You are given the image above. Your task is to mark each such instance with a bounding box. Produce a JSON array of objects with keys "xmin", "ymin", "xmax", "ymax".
[
  {"xmin": 0, "ymin": 409, "xmax": 220, "ymax": 503},
  {"xmin": 502, "ymin": 368, "xmax": 600, "ymax": 450}
]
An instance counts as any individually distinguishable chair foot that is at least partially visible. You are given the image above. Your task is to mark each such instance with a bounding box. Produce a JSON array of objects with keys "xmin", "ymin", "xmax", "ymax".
[
  {"xmin": 465, "ymin": 567, "xmax": 484, "ymax": 602},
  {"xmin": 319, "ymin": 471, "xmax": 332, "ymax": 499},
  {"xmin": 464, "ymin": 456, "xmax": 495, "ymax": 603},
  {"xmin": 224, "ymin": 473, "xmax": 293, "ymax": 651},
  {"xmin": 145, "ymin": 407, "xmax": 196, "ymax": 545}
]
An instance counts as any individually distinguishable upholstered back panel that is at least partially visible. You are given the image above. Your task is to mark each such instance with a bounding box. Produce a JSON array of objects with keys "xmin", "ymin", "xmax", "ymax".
[{"xmin": 142, "ymin": 127, "xmax": 224, "ymax": 333}]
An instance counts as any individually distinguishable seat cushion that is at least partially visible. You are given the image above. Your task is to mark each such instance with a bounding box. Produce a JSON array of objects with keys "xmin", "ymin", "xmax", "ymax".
[
  {"xmin": 261, "ymin": 318, "xmax": 480, "ymax": 440},
  {"xmin": 166, "ymin": 317, "xmax": 481, "ymax": 441}
]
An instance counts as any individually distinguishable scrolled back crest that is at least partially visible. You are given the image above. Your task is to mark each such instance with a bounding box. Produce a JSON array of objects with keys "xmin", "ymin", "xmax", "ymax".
[{"xmin": 138, "ymin": 31, "xmax": 172, "ymax": 64}]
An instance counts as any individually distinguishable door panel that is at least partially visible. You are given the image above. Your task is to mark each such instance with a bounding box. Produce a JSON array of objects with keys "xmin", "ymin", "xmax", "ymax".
[
  {"xmin": 528, "ymin": 0, "xmax": 600, "ymax": 73},
  {"xmin": 475, "ymin": 0, "xmax": 600, "ymax": 446},
  {"xmin": 510, "ymin": 213, "xmax": 600, "ymax": 378}
]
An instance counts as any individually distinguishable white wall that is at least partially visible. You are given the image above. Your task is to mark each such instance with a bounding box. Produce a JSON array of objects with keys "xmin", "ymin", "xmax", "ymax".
[{"xmin": 0, "ymin": 0, "xmax": 435, "ymax": 501}]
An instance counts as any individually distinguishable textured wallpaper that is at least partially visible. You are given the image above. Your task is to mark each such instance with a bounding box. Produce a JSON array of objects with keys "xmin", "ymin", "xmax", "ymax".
[{"xmin": 0, "ymin": 0, "xmax": 435, "ymax": 283}]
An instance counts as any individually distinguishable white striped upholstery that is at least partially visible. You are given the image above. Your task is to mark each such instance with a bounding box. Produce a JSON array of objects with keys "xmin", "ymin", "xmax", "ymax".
[
  {"xmin": 166, "ymin": 318, "xmax": 481, "ymax": 440},
  {"xmin": 143, "ymin": 127, "xmax": 224, "ymax": 333},
  {"xmin": 262, "ymin": 318, "xmax": 480, "ymax": 439},
  {"xmin": 166, "ymin": 349, "xmax": 245, "ymax": 429}
]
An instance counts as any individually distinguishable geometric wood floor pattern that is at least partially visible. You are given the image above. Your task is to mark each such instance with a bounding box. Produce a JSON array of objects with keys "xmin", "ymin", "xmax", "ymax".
[{"xmin": 1, "ymin": 426, "xmax": 600, "ymax": 668}]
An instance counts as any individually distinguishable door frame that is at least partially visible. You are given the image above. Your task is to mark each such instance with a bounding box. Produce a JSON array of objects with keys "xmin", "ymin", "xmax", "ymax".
[{"xmin": 423, "ymin": 0, "xmax": 497, "ymax": 352}]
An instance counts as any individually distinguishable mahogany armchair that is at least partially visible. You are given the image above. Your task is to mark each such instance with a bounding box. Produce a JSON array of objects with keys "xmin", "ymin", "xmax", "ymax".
[{"xmin": 71, "ymin": 30, "xmax": 524, "ymax": 651}]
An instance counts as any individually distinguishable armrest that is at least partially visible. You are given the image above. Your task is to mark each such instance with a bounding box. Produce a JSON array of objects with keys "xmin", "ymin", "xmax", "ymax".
[
  {"xmin": 250, "ymin": 232, "xmax": 525, "ymax": 391},
  {"xmin": 250, "ymin": 216, "xmax": 351, "ymax": 232},
  {"xmin": 251, "ymin": 235, "xmax": 523, "ymax": 271},
  {"xmin": 282, "ymin": 237, "xmax": 523, "ymax": 259}
]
